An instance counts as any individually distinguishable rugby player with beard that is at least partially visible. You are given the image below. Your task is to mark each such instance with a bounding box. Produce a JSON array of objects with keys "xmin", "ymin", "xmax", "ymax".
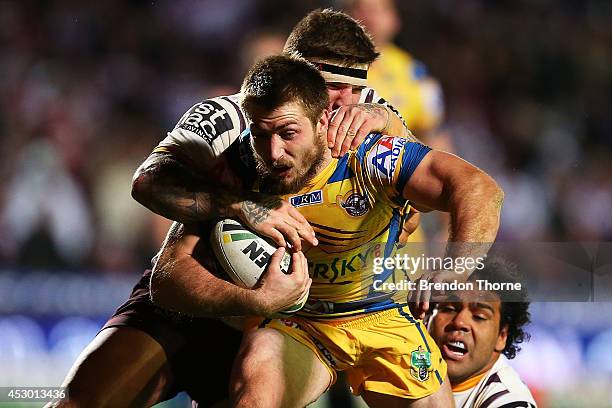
[
  {"xmin": 50, "ymin": 10, "xmax": 419, "ymax": 408},
  {"xmin": 150, "ymin": 54, "xmax": 503, "ymax": 407}
]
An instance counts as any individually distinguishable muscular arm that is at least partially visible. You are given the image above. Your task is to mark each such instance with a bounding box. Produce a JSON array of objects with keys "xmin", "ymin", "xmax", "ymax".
[
  {"xmin": 403, "ymin": 150, "xmax": 504, "ymax": 255},
  {"xmin": 131, "ymin": 152, "xmax": 237, "ymax": 223},
  {"xmin": 150, "ymin": 222, "xmax": 263, "ymax": 316},
  {"xmin": 150, "ymin": 222, "xmax": 311, "ymax": 317},
  {"xmin": 132, "ymin": 151, "xmax": 316, "ymax": 249},
  {"xmin": 403, "ymin": 149, "xmax": 503, "ymax": 318},
  {"xmin": 327, "ymin": 101, "xmax": 419, "ymax": 157}
]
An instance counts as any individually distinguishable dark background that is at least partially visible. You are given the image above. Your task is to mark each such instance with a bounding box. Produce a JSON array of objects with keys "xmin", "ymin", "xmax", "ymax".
[{"xmin": 0, "ymin": 1, "xmax": 611, "ymax": 407}]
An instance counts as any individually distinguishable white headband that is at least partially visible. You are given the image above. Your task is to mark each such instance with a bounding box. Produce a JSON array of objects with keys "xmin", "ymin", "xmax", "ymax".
[{"xmin": 308, "ymin": 58, "xmax": 369, "ymax": 87}]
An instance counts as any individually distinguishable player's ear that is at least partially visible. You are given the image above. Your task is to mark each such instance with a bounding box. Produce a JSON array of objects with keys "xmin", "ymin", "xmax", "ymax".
[{"xmin": 495, "ymin": 324, "xmax": 509, "ymax": 353}]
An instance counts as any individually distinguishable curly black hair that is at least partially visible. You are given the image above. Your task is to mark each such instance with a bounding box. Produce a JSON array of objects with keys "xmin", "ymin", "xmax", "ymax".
[{"xmin": 469, "ymin": 257, "xmax": 531, "ymax": 359}]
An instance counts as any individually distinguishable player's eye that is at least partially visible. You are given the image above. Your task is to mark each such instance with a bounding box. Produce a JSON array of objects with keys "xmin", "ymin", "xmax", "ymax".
[
  {"xmin": 474, "ymin": 315, "xmax": 487, "ymax": 321},
  {"xmin": 439, "ymin": 305, "xmax": 455, "ymax": 313},
  {"xmin": 280, "ymin": 130, "xmax": 296, "ymax": 139}
]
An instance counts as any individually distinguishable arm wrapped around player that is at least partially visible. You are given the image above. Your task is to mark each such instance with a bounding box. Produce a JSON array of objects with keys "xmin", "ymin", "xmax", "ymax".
[{"xmin": 150, "ymin": 222, "xmax": 311, "ymax": 317}]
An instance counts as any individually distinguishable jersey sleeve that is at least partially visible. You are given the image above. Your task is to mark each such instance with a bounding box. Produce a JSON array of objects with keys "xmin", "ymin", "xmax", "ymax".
[
  {"xmin": 357, "ymin": 134, "xmax": 431, "ymax": 205},
  {"xmin": 153, "ymin": 94, "xmax": 247, "ymax": 169},
  {"xmin": 359, "ymin": 87, "xmax": 410, "ymax": 134},
  {"xmin": 473, "ymin": 359, "xmax": 538, "ymax": 408}
]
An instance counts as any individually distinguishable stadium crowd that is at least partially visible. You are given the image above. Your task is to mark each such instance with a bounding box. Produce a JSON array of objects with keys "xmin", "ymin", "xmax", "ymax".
[{"xmin": 1, "ymin": 0, "xmax": 611, "ymax": 274}]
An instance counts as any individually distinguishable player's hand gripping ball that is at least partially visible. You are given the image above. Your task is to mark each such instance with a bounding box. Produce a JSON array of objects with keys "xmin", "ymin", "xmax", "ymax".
[{"xmin": 211, "ymin": 218, "xmax": 309, "ymax": 316}]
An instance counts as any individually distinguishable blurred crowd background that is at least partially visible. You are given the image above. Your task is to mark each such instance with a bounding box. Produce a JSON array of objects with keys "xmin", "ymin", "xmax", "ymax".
[{"xmin": 1, "ymin": 0, "xmax": 611, "ymax": 407}]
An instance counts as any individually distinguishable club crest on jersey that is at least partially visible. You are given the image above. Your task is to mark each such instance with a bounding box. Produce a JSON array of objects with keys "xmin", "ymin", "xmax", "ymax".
[
  {"xmin": 369, "ymin": 136, "xmax": 406, "ymax": 178},
  {"xmin": 178, "ymin": 100, "xmax": 233, "ymax": 142},
  {"xmin": 338, "ymin": 190, "xmax": 369, "ymax": 217},
  {"xmin": 290, "ymin": 190, "xmax": 323, "ymax": 208},
  {"xmin": 410, "ymin": 346, "xmax": 432, "ymax": 382}
]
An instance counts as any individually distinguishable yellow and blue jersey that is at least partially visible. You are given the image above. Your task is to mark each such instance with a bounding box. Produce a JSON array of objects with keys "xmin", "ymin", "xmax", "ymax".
[{"xmin": 231, "ymin": 131, "xmax": 431, "ymax": 318}]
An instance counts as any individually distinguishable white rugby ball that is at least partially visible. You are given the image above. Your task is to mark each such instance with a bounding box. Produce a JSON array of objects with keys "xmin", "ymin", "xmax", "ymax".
[{"xmin": 210, "ymin": 218, "xmax": 308, "ymax": 315}]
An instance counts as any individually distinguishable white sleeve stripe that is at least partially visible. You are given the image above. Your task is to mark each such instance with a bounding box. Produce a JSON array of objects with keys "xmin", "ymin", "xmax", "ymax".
[
  {"xmin": 221, "ymin": 96, "xmax": 246, "ymax": 133},
  {"xmin": 206, "ymin": 98, "xmax": 243, "ymax": 156}
]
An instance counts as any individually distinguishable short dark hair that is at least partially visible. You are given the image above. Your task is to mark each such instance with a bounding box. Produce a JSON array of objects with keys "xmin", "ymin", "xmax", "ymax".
[
  {"xmin": 469, "ymin": 257, "xmax": 531, "ymax": 359},
  {"xmin": 240, "ymin": 54, "xmax": 329, "ymax": 127},
  {"xmin": 283, "ymin": 9, "xmax": 379, "ymax": 65}
]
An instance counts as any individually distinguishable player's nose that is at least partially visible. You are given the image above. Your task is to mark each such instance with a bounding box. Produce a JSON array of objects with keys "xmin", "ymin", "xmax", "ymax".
[
  {"xmin": 449, "ymin": 309, "xmax": 471, "ymax": 332},
  {"xmin": 270, "ymin": 135, "xmax": 286, "ymax": 162}
]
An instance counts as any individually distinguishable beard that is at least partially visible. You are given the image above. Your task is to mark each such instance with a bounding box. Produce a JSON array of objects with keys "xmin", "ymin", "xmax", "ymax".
[{"xmin": 254, "ymin": 131, "xmax": 327, "ymax": 195}]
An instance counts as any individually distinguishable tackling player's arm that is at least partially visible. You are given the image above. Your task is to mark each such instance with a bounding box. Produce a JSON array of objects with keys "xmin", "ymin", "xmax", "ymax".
[
  {"xmin": 131, "ymin": 97, "xmax": 247, "ymax": 223},
  {"xmin": 380, "ymin": 104, "xmax": 416, "ymax": 139},
  {"xmin": 150, "ymin": 222, "xmax": 311, "ymax": 317},
  {"xmin": 131, "ymin": 151, "xmax": 233, "ymax": 223},
  {"xmin": 131, "ymin": 96, "xmax": 392, "ymax": 247},
  {"xmin": 131, "ymin": 96, "xmax": 317, "ymax": 250},
  {"xmin": 327, "ymin": 101, "xmax": 415, "ymax": 157},
  {"xmin": 133, "ymin": 152, "xmax": 316, "ymax": 249}
]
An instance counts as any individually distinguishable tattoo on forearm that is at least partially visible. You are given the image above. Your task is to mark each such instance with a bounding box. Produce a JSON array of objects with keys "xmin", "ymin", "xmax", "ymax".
[
  {"xmin": 362, "ymin": 104, "xmax": 394, "ymax": 134},
  {"xmin": 242, "ymin": 196, "xmax": 282, "ymax": 225},
  {"xmin": 135, "ymin": 153, "xmax": 234, "ymax": 222},
  {"xmin": 361, "ymin": 103, "xmax": 382, "ymax": 115}
]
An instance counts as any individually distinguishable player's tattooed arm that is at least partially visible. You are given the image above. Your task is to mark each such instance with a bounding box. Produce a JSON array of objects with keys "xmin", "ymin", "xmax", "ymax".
[
  {"xmin": 378, "ymin": 104, "xmax": 418, "ymax": 141},
  {"xmin": 131, "ymin": 152, "xmax": 316, "ymax": 249},
  {"xmin": 150, "ymin": 222, "xmax": 271, "ymax": 316},
  {"xmin": 131, "ymin": 152, "xmax": 243, "ymax": 223},
  {"xmin": 237, "ymin": 195, "xmax": 316, "ymax": 251},
  {"xmin": 241, "ymin": 196, "xmax": 282, "ymax": 225}
]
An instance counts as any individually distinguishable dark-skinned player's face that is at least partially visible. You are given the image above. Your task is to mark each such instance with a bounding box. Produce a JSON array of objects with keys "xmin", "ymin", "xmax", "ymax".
[{"xmin": 428, "ymin": 291, "xmax": 508, "ymax": 385}]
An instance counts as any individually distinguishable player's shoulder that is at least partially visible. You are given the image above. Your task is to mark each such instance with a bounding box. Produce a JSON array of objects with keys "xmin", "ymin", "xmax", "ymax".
[
  {"xmin": 495, "ymin": 358, "xmax": 536, "ymax": 398},
  {"xmin": 163, "ymin": 92, "xmax": 248, "ymax": 159},
  {"xmin": 356, "ymin": 133, "xmax": 425, "ymax": 159},
  {"xmin": 477, "ymin": 357, "xmax": 537, "ymax": 407},
  {"xmin": 356, "ymin": 133, "xmax": 407, "ymax": 156},
  {"xmin": 175, "ymin": 93, "xmax": 246, "ymax": 138},
  {"xmin": 356, "ymin": 133, "xmax": 429, "ymax": 183}
]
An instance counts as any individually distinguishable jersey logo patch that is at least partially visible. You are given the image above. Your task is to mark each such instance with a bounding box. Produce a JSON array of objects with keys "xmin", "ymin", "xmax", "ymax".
[
  {"xmin": 410, "ymin": 346, "xmax": 432, "ymax": 382},
  {"xmin": 338, "ymin": 191, "xmax": 369, "ymax": 217},
  {"xmin": 178, "ymin": 100, "xmax": 233, "ymax": 142},
  {"xmin": 290, "ymin": 190, "xmax": 323, "ymax": 208},
  {"xmin": 369, "ymin": 137, "xmax": 406, "ymax": 178}
]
